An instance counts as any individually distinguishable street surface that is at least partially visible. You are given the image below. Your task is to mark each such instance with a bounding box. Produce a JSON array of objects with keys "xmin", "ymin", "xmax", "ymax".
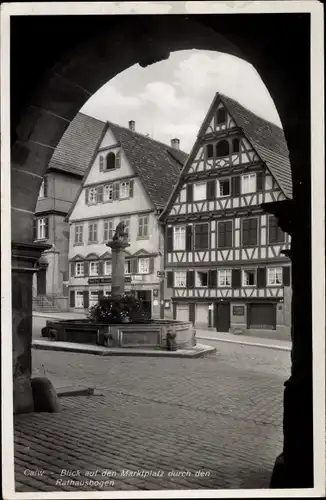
[{"xmin": 14, "ymin": 340, "xmax": 291, "ymax": 492}]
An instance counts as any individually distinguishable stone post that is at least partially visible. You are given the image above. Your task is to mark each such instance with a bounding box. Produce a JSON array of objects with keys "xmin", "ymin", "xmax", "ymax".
[{"xmin": 106, "ymin": 240, "xmax": 130, "ymax": 298}]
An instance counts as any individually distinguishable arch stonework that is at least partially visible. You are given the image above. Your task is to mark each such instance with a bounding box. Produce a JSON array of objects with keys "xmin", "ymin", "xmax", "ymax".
[{"xmin": 10, "ymin": 14, "xmax": 312, "ymax": 487}]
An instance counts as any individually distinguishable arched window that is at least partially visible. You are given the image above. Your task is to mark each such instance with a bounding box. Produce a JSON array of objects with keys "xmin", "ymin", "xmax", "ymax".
[
  {"xmin": 216, "ymin": 140, "xmax": 230, "ymax": 157},
  {"xmin": 106, "ymin": 152, "xmax": 116, "ymax": 170},
  {"xmin": 206, "ymin": 144, "xmax": 214, "ymax": 159},
  {"xmin": 217, "ymin": 108, "xmax": 226, "ymax": 125},
  {"xmin": 232, "ymin": 138, "xmax": 240, "ymax": 153}
]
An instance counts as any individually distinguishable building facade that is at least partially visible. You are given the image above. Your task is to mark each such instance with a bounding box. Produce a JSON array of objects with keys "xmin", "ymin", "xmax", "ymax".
[
  {"xmin": 160, "ymin": 93, "xmax": 292, "ymax": 340},
  {"xmin": 32, "ymin": 113, "xmax": 106, "ymax": 311},
  {"xmin": 67, "ymin": 120, "xmax": 187, "ymax": 318}
]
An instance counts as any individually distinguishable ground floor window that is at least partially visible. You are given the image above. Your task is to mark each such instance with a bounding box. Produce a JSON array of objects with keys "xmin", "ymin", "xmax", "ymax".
[
  {"xmin": 195, "ymin": 271, "xmax": 208, "ymax": 287},
  {"xmin": 89, "ymin": 290, "xmax": 100, "ymax": 307},
  {"xmin": 76, "ymin": 291, "xmax": 84, "ymax": 308}
]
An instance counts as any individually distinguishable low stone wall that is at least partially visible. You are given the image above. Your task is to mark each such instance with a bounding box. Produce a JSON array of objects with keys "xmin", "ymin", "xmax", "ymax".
[{"xmin": 43, "ymin": 319, "xmax": 196, "ymax": 350}]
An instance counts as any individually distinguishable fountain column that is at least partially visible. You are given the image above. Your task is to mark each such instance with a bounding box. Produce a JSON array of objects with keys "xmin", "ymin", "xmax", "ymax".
[{"xmin": 106, "ymin": 238, "xmax": 130, "ymax": 298}]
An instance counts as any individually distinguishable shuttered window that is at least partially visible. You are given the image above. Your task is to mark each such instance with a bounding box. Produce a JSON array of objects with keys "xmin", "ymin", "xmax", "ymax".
[
  {"xmin": 88, "ymin": 222, "xmax": 98, "ymax": 243},
  {"xmin": 219, "ymin": 270, "xmax": 232, "ymax": 287},
  {"xmin": 175, "ymin": 271, "xmax": 187, "ymax": 287},
  {"xmin": 218, "ymin": 221, "xmax": 232, "ymax": 248},
  {"xmin": 105, "ymin": 152, "xmax": 116, "ymax": 170},
  {"xmin": 138, "ymin": 258, "xmax": 150, "ymax": 274},
  {"xmin": 103, "ymin": 220, "xmax": 114, "ymax": 241},
  {"xmin": 193, "ymin": 182, "xmax": 206, "ymax": 201},
  {"xmin": 173, "ymin": 226, "xmax": 185, "ymax": 250},
  {"xmin": 242, "ymin": 217, "xmax": 258, "ymax": 247},
  {"xmin": 194, "ymin": 223, "xmax": 209, "ymax": 250},
  {"xmin": 241, "ymin": 173, "xmax": 256, "ymax": 194},
  {"xmin": 75, "ymin": 262, "xmax": 84, "ymax": 276},
  {"xmin": 268, "ymin": 215, "xmax": 285, "ymax": 243},
  {"xmin": 267, "ymin": 267, "xmax": 283, "ymax": 286},
  {"xmin": 74, "ymin": 224, "xmax": 83, "ymax": 244},
  {"xmin": 138, "ymin": 216, "xmax": 149, "ymax": 237}
]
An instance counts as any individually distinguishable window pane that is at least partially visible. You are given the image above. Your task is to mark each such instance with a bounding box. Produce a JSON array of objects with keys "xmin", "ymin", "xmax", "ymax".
[{"xmin": 193, "ymin": 183, "xmax": 206, "ymax": 201}]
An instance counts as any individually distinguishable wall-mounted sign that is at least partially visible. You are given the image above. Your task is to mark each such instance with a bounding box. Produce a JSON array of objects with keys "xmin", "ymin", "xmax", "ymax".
[
  {"xmin": 157, "ymin": 271, "xmax": 166, "ymax": 277},
  {"xmin": 153, "ymin": 299, "xmax": 159, "ymax": 306},
  {"xmin": 232, "ymin": 305, "xmax": 245, "ymax": 316},
  {"xmin": 164, "ymin": 300, "xmax": 171, "ymax": 309},
  {"xmin": 88, "ymin": 277, "xmax": 132, "ymax": 284},
  {"xmin": 153, "ymin": 289, "xmax": 159, "ymax": 297}
]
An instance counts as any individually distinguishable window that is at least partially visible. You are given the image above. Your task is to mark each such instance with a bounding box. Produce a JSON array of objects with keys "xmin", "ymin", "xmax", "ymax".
[
  {"xmin": 119, "ymin": 181, "xmax": 130, "ymax": 199},
  {"xmin": 216, "ymin": 140, "xmax": 229, "ymax": 157},
  {"xmin": 217, "ymin": 108, "xmax": 226, "ymax": 124},
  {"xmin": 194, "ymin": 223, "xmax": 209, "ymax": 250},
  {"xmin": 206, "ymin": 144, "xmax": 214, "ymax": 159},
  {"xmin": 88, "ymin": 187, "xmax": 97, "ymax": 205},
  {"xmin": 242, "ymin": 269, "xmax": 256, "ymax": 286},
  {"xmin": 119, "ymin": 218, "xmax": 130, "ymax": 237},
  {"xmin": 103, "ymin": 220, "xmax": 114, "ymax": 241},
  {"xmin": 39, "ymin": 180, "xmax": 45, "ymax": 198},
  {"xmin": 106, "ymin": 152, "xmax": 116, "ymax": 170},
  {"xmin": 88, "ymin": 222, "xmax": 98, "ymax": 243},
  {"xmin": 242, "ymin": 173, "xmax": 256, "ymax": 194},
  {"xmin": 138, "ymin": 216, "xmax": 149, "ymax": 238},
  {"xmin": 193, "ymin": 182, "xmax": 206, "ymax": 201},
  {"xmin": 104, "ymin": 261, "xmax": 112, "ymax": 276},
  {"xmin": 125, "ymin": 260, "xmax": 131, "ymax": 274},
  {"xmin": 36, "ymin": 218, "xmax": 48, "ymax": 240},
  {"xmin": 89, "ymin": 290, "xmax": 100, "ymax": 307},
  {"xmin": 195, "ymin": 271, "xmax": 208, "ymax": 287},
  {"xmin": 268, "ymin": 216, "xmax": 285, "ymax": 244},
  {"xmin": 242, "ymin": 218, "xmax": 258, "ymax": 247},
  {"xmin": 217, "ymin": 179, "xmax": 231, "ymax": 197},
  {"xmin": 89, "ymin": 261, "xmax": 99, "ymax": 276},
  {"xmin": 175, "ymin": 271, "xmax": 187, "ymax": 288},
  {"xmin": 218, "ymin": 221, "xmax": 232, "ymax": 248},
  {"xmin": 103, "ymin": 184, "xmax": 113, "ymax": 202},
  {"xmin": 74, "ymin": 224, "xmax": 83, "ymax": 244},
  {"xmin": 173, "ymin": 226, "xmax": 186, "ymax": 250},
  {"xmin": 267, "ymin": 267, "xmax": 283, "ymax": 286},
  {"xmin": 232, "ymin": 138, "xmax": 240, "ymax": 153},
  {"xmin": 138, "ymin": 258, "xmax": 149, "ymax": 274},
  {"xmin": 218, "ymin": 270, "xmax": 232, "ymax": 287},
  {"xmin": 76, "ymin": 291, "xmax": 84, "ymax": 308},
  {"xmin": 75, "ymin": 262, "xmax": 84, "ymax": 276}
]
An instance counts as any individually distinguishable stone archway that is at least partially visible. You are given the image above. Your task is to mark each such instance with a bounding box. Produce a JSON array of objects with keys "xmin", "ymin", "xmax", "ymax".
[{"xmin": 10, "ymin": 14, "xmax": 312, "ymax": 488}]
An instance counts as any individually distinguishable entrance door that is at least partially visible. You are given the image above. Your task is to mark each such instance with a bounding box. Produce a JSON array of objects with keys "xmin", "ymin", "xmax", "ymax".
[
  {"xmin": 215, "ymin": 302, "xmax": 230, "ymax": 332},
  {"xmin": 37, "ymin": 269, "xmax": 46, "ymax": 295},
  {"xmin": 137, "ymin": 290, "xmax": 152, "ymax": 319}
]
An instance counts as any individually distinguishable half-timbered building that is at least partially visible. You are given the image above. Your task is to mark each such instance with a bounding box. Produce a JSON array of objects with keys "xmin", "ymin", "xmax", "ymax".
[
  {"xmin": 160, "ymin": 93, "xmax": 292, "ymax": 339},
  {"xmin": 67, "ymin": 119, "xmax": 187, "ymax": 318}
]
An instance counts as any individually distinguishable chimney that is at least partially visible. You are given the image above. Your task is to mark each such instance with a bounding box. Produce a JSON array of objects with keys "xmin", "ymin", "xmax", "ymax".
[
  {"xmin": 171, "ymin": 138, "xmax": 180, "ymax": 150},
  {"xmin": 128, "ymin": 120, "xmax": 135, "ymax": 132}
]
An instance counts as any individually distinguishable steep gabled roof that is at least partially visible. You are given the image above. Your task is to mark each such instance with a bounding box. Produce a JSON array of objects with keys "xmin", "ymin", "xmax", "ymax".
[
  {"xmin": 107, "ymin": 122, "xmax": 188, "ymax": 210},
  {"xmin": 47, "ymin": 113, "xmax": 106, "ymax": 176},
  {"xmin": 160, "ymin": 92, "xmax": 292, "ymax": 220}
]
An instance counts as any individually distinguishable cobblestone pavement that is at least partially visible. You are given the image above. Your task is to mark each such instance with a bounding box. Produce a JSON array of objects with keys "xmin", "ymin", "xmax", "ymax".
[{"xmin": 14, "ymin": 342, "xmax": 291, "ymax": 492}]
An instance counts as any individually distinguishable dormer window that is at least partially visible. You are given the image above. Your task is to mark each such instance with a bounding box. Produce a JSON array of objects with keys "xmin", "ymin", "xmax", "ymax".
[
  {"xmin": 216, "ymin": 140, "xmax": 229, "ymax": 157},
  {"xmin": 217, "ymin": 108, "xmax": 226, "ymax": 124},
  {"xmin": 99, "ymin": 150, "xmax": 121, "ymax": 172},
  {"xmin": 106, "ymin": 152, "xmax": 116, "ymax": 170}
]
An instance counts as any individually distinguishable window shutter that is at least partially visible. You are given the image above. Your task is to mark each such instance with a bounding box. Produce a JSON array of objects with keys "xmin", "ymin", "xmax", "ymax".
[
  {"xmin": 33, "ymin": 219, "xmax": 37, "ymax": 240},
  {"xmin": 232, "ymin": 176, "xmax": 241, "ymax": 196},
  {"xmin": 45, "ymin": 218, "xmax": 49, "ymax": 239},
  {"xmin": 43, "ymin": 176, "xmax": 48, "ymax": 197},
  {"xmin": 187, "ymin": 270, "xmax": 195, "ymax": 289},
  {"xmin": 207, "ymin": 180, "xmax": 216, "ymax": 200},
  {"xmin": 249, "ymin": 218, "xmax": 258, "ymax": 245},
  {"xmin": 167, "ymin": 227, "xmax": 173, "ymax": 252},
  {"xmin": 115, "ymin": 150, "xmax": 121, "ymax": 169},
  {"xmin": 70, "ymin": 290, "xmax": 75, "ymax": 308},
  {"xmin": 129, "ymin": 180, "xmax": 134, "ymax": 198},
  {"xmin": 113, "ymin": 182, "xmax": 120, "ymax": 200},
  {"xmin": 186, "ymin": 225, "xmax": 193, "ymax": 251},
  {"xmin": 84, "ymin": 262, "xmax": 89, "ymax": 276},
  {"xmin": 196, "ymin": 223, "xmax": 208, "ymax": 250},
  {"xmin": 97, "ymin": 185, "xmax": 103, "ymax": 203},
  {"xmin": 226, "ymin": 221, "xmax": 232, "ymax": 247},
  {"xmin": 242, "ymin": 219, "xmax": 250, "ymax": 247},
  {"xmin": 70, "ymin": 262, "xmax": 76, "ymax": 278},
  {"xmin": 218, "ymin": 222, "xmax": 225, "ymax": 248},
  {"xmin": 149, "ymin": 257, "xmax": 154, "ymax": 274},
  {"xmin": 232, "ymin": 268, "xmax": 241, "ymax": 288},
  {"xmin": 283, "ymin": 266, "xmax": 291, "ymax": 286},
  {"xmin": 167, "ymin": 271, "xmax": 174, "ymax": 288},
  {"xmin": 186, "ymin": 184, "xmax": 193, "ymax": 202},
  {"xmin": 257, "ymin": 267, "xmax": 266, "ymax": 288},
  {"xmin": 85, "ymin": 188, "xmax": 89, "ymax": 205},
  {"xmin": 131, "ymin": 258, "xmax": 138, "ymax": 274},
  {"xmin": 83, "ymin": 290, "xmax": 89, "ymax": 309},
  {"xmin": 99, "ymin": 156, "xmax": 104, "ymax": 171},
  {"xmin": 256, "ymin": 172, "xmax": 264, "ymax": 192},
  {"xmin": 208, "ymin": 270, "xmax": 217, "ymax": 288},
  {"xmin": 98, "ymin": 261, "xmax": 104, "ymax": 276}
]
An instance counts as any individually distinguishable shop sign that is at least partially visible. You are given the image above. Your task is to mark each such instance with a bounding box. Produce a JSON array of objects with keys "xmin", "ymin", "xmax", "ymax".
[{"xmin": 232, "ymin": 305, "xmax": 245, "ymax": 316}]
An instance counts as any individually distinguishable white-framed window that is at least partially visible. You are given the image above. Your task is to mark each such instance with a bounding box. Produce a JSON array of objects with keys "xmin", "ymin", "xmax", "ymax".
[
  {"xmin": 217, "ymin": 178, "xmax": 231, "ymax": 197},
  {"xmin": 125, "ymin": 260, "xmax": 131, "ymax": 274},
  {"xmin": 103, "ymin": 184, "xmax": 113, "ymax": 202},
  {"xmin": 173, "ymin": 226, "xmax": 186, "ymax": 250},
  {"xmin": 89, "ymin": 290, "xmax": 100, "ymax": 307},
  {"xmin": 242, "ymin": 269, "xmax": 256, "ymax": 287},
  {"xmin": 119, "ymin": 181, "xmax": 130, "ymax": 199},
  {"xmin": 103, "ymin": 220, "xmax": 114, "ymax": 241},
  {"xmin": 174, "ymin": 271, "xmax": 187, "ymax": 288},
  {"xmin": 75, "ymin": 262, "xmax": 84, "ymax": 276},
  {"xmin": 74, "ymin": 224, "xmax": 83, "ymax": 244},
  {"xmin": 267, "ymin": 267, "xmax": 283, "ymax": 286},
  {"xmin": 39, "ymin": 180, "xmax": 45, "ymax": 198},
  {"xmin": 138, "ymin": 216, "xmax": 149, "ymax": 237},
  {"xmin": 76, "ymin": 291, "xmax": 84, "ymax": 308},
  {"xmin": 241, "ymin": 173, "xmax": 256, "ymax": 194},
  {"xmin": 138, "ymin": 257, "xmax": 149, "ymax": 274},
  {"xmin": 195, "ymin": 271, "xmax": 208, "ymax": 287},
  {"xmin": 88, "ymin": 187, "xmax": 98, "ymax": 205},
  {"xmin": 37, "ymin": 218, "xmax": 47, "ymax": 240},
  {"xmin": 89, "ymin": 261, "xmax": 99, "ymax": 276},
  {"xmin": 120, "ymin": 218, "xmax": 130, "ymax": 237},
  {"xmin": 193, "ymin": 182, "xmax": 207, "ymax": 201},
  {"xmin": 104, "ymin": 261, "xmax": 112, "ymax": 276},
  {"xmin": 218, "ymin": 269, "xmax": 232, "ymax": 287},
  {"xmin": 88, "ymin": 222, "xmax": 98, "ymax": 243}
]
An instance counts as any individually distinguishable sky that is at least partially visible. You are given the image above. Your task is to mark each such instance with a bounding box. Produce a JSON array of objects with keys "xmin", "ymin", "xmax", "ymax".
[{"xmin": 81, "ymin": 49, "xmax": 282, "ymax": 153}]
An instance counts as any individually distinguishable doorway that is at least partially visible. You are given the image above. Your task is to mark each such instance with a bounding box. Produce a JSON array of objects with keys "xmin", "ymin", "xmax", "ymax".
[
  {"xmin": 37, "ymin": 268, "xmax": 46, "ymax": 295},
  {"xmin": 214, "ymin": 302, "xmax": 230, "ymax": 332}
]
